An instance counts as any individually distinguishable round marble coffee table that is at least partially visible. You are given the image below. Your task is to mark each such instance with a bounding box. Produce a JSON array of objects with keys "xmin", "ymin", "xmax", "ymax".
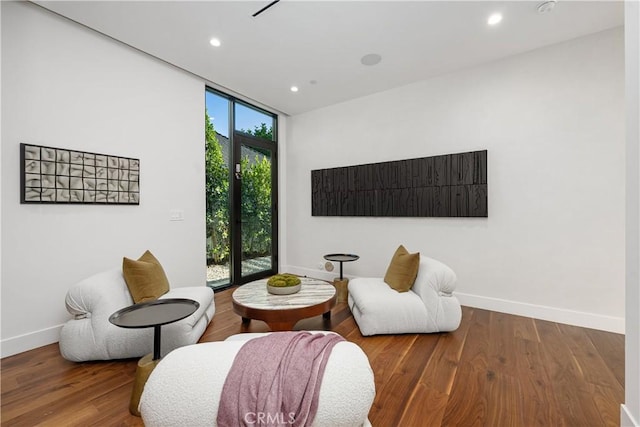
[{"xmin": 232, "ymin": 277, "xmax": 336, "ymax": 331}]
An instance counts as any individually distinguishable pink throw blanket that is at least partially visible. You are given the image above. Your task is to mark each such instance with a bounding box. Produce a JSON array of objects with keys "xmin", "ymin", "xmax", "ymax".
[{"xmin": 216, "ymin": 332, "xmax": 345, "ymax": 427}]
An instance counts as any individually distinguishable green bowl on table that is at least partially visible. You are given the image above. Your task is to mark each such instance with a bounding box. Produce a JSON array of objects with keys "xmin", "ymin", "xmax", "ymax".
[{"xmin": 267, "ymin": 274, "xmax": 302, "ymax": 295}]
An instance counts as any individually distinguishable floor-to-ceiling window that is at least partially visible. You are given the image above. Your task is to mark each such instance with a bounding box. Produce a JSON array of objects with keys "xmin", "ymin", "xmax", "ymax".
[{"xmin": 205, "ymin": 88, "xmax": 277, "ymax": 289}]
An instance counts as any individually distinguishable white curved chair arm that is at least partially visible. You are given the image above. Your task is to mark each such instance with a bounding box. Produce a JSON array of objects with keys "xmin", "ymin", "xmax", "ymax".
[
  {"xmin": 411, "ymin": 256, "xmax": 458, "ymax": 302},
  {"xmin": 64, "ymin": 268, "xmax": 133, "ymax": 320}
]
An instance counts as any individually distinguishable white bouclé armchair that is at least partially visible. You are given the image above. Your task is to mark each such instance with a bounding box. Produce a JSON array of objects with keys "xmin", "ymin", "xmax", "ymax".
[
  {"xmin": 59, "ymin": 268, "xmax": 215, "ymax": 362},
  {"xmin": 348, "ymin": 256, "xmax": 461, "ymax": 336}
]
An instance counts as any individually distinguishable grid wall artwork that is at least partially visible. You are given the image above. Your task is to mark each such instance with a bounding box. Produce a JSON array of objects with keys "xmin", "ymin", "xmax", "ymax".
[{"xmin": 20, "ymin": 143, "xmax": 140, "ymax": 205}]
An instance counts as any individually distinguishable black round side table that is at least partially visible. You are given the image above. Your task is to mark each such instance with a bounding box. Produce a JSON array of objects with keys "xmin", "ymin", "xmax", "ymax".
[
  {"xmin": 323, "ymin": 253, "xmax": 359, "ymax": 280},
  {"xmin": 109, "ymin": 298, "xmax": 199, "ymax": 361},
  {"xmin": 324, "ymin": 254, "xmax": 359, "ymax": 303},
  {"xmin": 109, "ymin": 298, "xmax": 199, "ymax": 416}
]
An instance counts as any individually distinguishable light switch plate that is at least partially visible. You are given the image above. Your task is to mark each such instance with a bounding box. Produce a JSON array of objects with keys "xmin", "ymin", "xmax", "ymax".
[{"xmin": 169, "ymin": 209, "xmax": 184, "ymax": 221}]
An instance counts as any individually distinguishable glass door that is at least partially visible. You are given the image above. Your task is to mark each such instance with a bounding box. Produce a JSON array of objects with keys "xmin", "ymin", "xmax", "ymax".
[
  {"xmin": 205, "ymin": 88, "xmax": 277, "ymax": 289},
  {"xmin": 233, "ymin": 132, "xmax": 277, "ymax": 283}
]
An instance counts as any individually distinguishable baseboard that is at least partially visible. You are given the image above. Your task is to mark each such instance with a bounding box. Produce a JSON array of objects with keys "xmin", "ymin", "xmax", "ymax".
[
  {"xmin": 1, "ymin": 324, "xmax": 63, "ymax": 358},
  {"xmin": 285, "ymin": 265, "xmax": 625, "ymax": 334},
  {"xmin": 622, "ymin": 404, "xmax": 640, "ymax": 427},
  {"xmin": 452, "ymin": 292, "xmax": 624, "ymax": 334}
]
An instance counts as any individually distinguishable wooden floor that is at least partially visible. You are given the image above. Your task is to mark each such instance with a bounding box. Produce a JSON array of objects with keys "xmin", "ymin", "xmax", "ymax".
[{"xmin": 1, "ymin": 287, "xmax": 624, "ymax": 426}]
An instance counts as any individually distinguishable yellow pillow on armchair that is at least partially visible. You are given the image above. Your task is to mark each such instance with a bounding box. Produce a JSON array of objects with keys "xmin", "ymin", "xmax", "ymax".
[
  {"xmin": 383, "ymin": 245, "xmax": 420, "ymax": 292},
  {"xmin": 122, "ymin": 250, "xmax": 170, "ymax": 303}
]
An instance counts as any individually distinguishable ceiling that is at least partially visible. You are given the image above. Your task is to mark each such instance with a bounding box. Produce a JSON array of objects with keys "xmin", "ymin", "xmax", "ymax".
[{"xmin": 35, "ymin": 1, "xmax": 624, "ymax": 116}]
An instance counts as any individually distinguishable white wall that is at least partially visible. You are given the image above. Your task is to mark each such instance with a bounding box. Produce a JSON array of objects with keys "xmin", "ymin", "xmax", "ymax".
[
  {"xmin": 285, "ymin": 28, "xmax": 625, "ymax": 333},
  {"xmin": 624, "ymin": 1, "xmax": 640, "ymax": 425},
  {"xmin": 0, "ymin": 0, "xmax": 4, "ymax": 356},
  {"xmin": 1, "ymin": 2, "xmax": 206, "ymax": 357}
]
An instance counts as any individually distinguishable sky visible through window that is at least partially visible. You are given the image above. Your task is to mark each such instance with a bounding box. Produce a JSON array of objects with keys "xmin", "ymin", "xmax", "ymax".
[{"xmin": 205, "ymin": 91, "xmax": 273, "ymax": 138}]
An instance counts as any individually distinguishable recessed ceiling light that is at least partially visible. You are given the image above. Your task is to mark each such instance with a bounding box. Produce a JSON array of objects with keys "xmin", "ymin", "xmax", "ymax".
[
  {"xmin": 361, "ymin": 53, "xmax": 382, "ymax": 66},
  {"xmin": 487, "ymin": 13, "xmax": 503, "ymax": 26},
  {"xmin": 209, "ymin": 38, "xmax": 221, "ymax": 47},
  {"xmin": 290, "ymin": 86, "xmax": 299, "ymax": 92}
]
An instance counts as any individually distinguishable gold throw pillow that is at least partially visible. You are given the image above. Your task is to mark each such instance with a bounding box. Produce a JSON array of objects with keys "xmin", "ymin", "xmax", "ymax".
[
  {"xmin": 383, "ymin": 245, "xmax": 420, "ymax": 292},
  {"xmin": 122, "ymin": 250, "xmax": 170, "ymax": 303}
]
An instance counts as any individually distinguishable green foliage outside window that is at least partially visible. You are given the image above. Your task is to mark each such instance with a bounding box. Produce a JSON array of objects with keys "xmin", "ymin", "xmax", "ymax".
[
  {"xmin": 240, "ymin": 122, "xmax": 273, "ymax": 141},
  {"xmin": 241, "ymin": 154, "xmax": 272, "ymax": 257},
  {"xmin": 205, "ymin": 111, "xmax": 229, "ymax": 263}
]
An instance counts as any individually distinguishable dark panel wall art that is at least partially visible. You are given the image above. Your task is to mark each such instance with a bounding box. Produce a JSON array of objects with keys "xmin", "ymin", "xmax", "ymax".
[
  {"xmin": 21, "ymin": 143, "xmax": 140, "ymax": 204},
  {"xmin": 311, "ymin": 150, "xmax": 487, "ymax": 217}
]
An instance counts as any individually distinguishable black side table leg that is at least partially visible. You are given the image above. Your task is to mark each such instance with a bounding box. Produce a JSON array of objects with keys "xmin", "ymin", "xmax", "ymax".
[{"xmin": 153, "ymin": 325, "xmax": 162, "ymax": 360}]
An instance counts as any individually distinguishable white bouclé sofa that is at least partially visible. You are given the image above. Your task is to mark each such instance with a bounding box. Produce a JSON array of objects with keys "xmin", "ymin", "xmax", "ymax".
[
  {"xmin": 59, "ymin": 268, "xmax": 215, "ymax": 362},
  {"xmin": 348, "ymin": 256, "xmax": 461, "ymax": 336},
  {"xmin": 139, "ymin": 332, "xmax": 376, "ymax": 427}
]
